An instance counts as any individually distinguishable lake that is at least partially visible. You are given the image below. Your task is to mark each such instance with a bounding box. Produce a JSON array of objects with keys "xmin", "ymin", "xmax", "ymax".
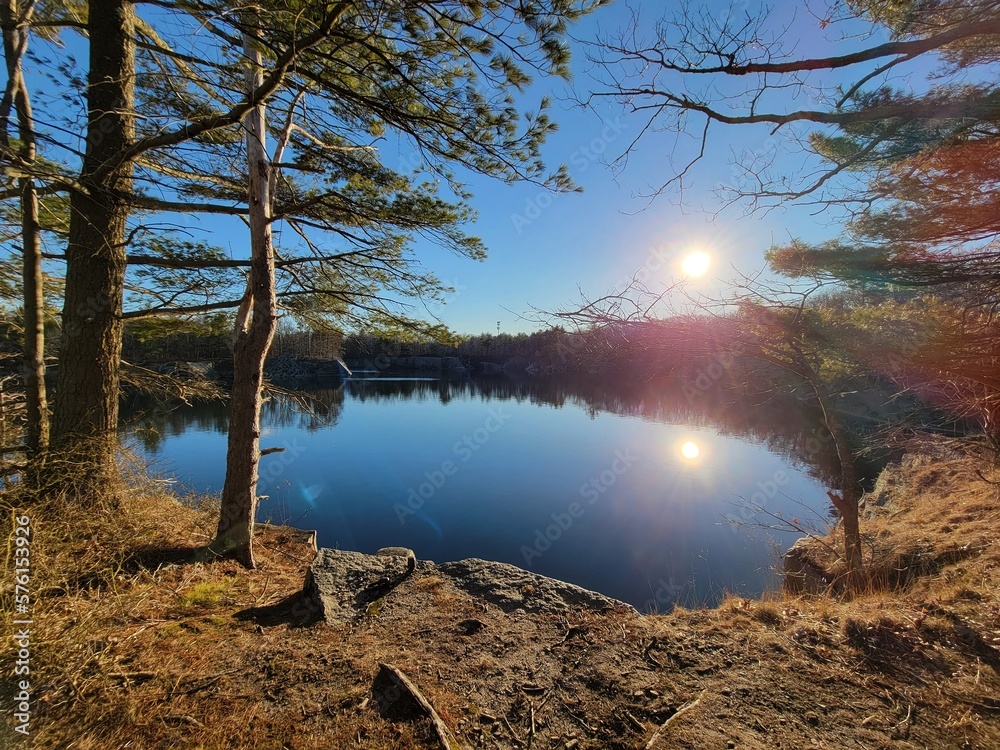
[{"xmin": 123, "ymin": 374, "xmax": 843, "ymax": 611}]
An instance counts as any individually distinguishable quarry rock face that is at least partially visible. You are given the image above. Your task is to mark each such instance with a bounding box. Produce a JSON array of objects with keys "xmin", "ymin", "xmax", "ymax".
[{"xmin": 303, "ymin": 548, "xmax": 635, "ymax": 625}]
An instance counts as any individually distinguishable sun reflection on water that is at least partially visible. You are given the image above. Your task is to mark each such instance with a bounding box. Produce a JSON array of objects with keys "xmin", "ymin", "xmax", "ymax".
[{"xmin": 680, "ymin": 440, "xmax": 701, "ymax": 461}]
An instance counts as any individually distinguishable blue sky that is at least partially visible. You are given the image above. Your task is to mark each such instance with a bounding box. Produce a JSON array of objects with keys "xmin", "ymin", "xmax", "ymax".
[
  {"xmin": 378, "ymin": 0, "xmax": 898, "ymax": 334},
  {"xmin": 25, "ymin": 1, "xmax": 922, "ymax": 335}
]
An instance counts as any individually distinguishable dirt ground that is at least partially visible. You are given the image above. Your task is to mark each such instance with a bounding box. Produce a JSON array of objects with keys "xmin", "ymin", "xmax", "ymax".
[{"xmin": 2, "ymin": 438, "xmax": 999, "ymax": 749}]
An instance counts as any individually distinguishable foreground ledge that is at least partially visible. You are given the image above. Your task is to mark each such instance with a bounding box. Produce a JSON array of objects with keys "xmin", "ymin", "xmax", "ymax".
[{"xmin": 303, "ymin": 547, "xmax": 637, "ymax": 625}]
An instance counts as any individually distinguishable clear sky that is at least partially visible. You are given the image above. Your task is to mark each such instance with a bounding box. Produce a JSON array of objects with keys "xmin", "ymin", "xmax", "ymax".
[
  {"xmin": 26, "ymin": 1, "xmax": 917, "ymax": 336},
  {"xmin": 374, "ymin": 0, "xmax": 895, "ymax": 335}
]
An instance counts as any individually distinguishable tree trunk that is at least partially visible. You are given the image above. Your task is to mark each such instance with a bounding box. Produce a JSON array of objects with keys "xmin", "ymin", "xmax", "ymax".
[
  {"xmin": 19, "ymin": 175, "xmax": 47, "ymax": 454},
  {"xmin": 211, "ymin": 33, "xmax": 278, "ymax": 568},
  {"xmin": 14, "ymin": 37, "xmax": 49, "ymax": 455},
  {"xmin": 50, "ymin": 0, "xmax": 134, "ymax": 488},
  {"xmin": 0, "ymin": 0, "xmax": 48, "ymax": 455},
  {"xmin": 806, "ymin": 368, "xmax": 865, "ymax": 590}
]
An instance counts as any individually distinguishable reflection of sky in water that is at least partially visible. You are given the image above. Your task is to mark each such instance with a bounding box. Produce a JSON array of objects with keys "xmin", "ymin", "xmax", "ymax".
[{"xmin": 125, "ymin": 378, "xmax": 835, "ymax": 610}]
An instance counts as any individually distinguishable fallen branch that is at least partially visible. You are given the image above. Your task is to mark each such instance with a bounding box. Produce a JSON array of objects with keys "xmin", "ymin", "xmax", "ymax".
[
  {"xmin": 107, "ymin": 671, "xmax": 157, "ymax": 682},
  {"xmin": 644, "ymin": 689, "xmax": 706, "ymax": 749},
  {"xmin": 502, "ymin": 714, "xmax": 525, "ymax": 746},
  {"xmin": 375, "ymin": 663, "xmax": 455, "ymax": 750}
]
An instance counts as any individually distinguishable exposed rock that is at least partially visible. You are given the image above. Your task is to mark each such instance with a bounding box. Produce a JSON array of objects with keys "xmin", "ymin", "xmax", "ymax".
[
  {"xmin": 303, "ymin": 548, "xmax": 415, "ymax": 624},
  {"xmin": 376, "ymin": 546, "xmax": 416, "ymax": 573},
  {"xmin": 782, "ymin": 537, "xmax": 831, "ymax": 595},
  {"xmin": 436, "ymin": 558, "xmax": 636, "ymax": 615},
  {"xmin": 264, "ymin": 353, "xmax": 350, "ymax": 383},
  {"xmin": 304, "ymin": 549, "xmax": 635, "ymax": 625},
  {"xmin": 150, "ymin": 360, "xmax": 217, "ymax": 380},
  {"xmin": 265, "ymin": 353, "xmax": 313, "ymax": 381}
]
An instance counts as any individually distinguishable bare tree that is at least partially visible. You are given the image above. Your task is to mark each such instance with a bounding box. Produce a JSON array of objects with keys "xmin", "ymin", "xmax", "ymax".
[
  {"xmin": 1, "ymin": 0, "xmax": 48, "ymax": 457},
  {"xmin": 588, "ymin": 0, "xmax": 1000, "ymax": 211},
  {"xmin": 208, "ymin": 25, "xmax": 280, "ymax": 568}
]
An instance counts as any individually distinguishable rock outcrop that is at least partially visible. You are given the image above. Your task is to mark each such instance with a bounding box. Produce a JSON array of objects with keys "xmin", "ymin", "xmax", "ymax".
[
  {"xmin": 303, "ymin": 548, "xmax": 635, "ymax": 625},
  {"xmin": 436, "ymin": 557, "xmax": 633, "ymax": 614},
  {"xmin": 265, "ymin": 354, "xmax": 351, "ymax": 382},
  {"xmin": 303, "ymin": 548, "xmax": 415, "ymax": 624}
]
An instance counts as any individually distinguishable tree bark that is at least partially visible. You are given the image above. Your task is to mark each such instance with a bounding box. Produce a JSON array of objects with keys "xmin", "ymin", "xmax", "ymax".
[
  {"xmin": 19, "ymin": 164, "xmax": 47, "ymax": 454},
  {"xmin": 211, "ymin": 32, "xmax": 278, "ymax": 568},
  {"xmin": 50, "ymin": 0, "xmax": 134, "ymax": 487},
  {"xmin": 805, "ymin": 367, "xmax": 865, "ymax": 590},
  {"xmin": 0, "ymin": 0, "xmax": 48, "ymax": 454}
]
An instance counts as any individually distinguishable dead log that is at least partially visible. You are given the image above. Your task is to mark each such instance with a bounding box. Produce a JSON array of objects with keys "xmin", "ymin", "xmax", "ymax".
[
  {"xmin": 644, "ymin": 689, "xmax": 706, "ymax": 749},
  {"xmin": 371, "ymin": 663, "xmax": 455, "ymax": 749}
]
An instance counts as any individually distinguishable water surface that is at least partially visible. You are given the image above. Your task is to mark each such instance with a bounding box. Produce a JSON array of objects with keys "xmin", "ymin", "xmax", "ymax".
[{"xmin": 124, "ymin": 376, "xmax": 841, "ymax": 610}]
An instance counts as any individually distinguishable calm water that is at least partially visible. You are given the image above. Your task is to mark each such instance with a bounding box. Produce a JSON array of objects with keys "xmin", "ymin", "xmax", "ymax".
[{"xmin": 123, "ymin": 375, "xmax": 842, "ymax": 610}]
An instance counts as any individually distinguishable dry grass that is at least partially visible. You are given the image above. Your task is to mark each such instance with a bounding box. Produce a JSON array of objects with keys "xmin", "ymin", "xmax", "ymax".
[{"xmin": 0, "ymin": 435, "xmax": 998, "ymax": 748}]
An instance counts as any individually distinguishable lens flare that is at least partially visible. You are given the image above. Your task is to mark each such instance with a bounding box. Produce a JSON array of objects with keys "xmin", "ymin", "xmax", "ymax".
[{"xmin": 681, "ymin": 251, "xmax": 710, "ymax": 278}]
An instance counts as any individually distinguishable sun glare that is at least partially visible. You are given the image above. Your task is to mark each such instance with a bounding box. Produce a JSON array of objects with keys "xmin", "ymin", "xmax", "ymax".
[
  {"xmin": 681, "ymin": 251, "xmax": 711, "ymax": 278},
  {"xmin": 680, "ymin": 440, "xmax": 700, "ymax": 461}
]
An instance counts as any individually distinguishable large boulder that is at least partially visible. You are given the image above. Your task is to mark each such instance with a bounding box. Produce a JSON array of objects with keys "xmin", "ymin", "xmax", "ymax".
[
  {"xmin": 440, "ymin": 356, "xmax": 466, "ymax": 373},
  {"xmin": 303, "ymin": 548, "xmax": 416, "ymax": 624}
]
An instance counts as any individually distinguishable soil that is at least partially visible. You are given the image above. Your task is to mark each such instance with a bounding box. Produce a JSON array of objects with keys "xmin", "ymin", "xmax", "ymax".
[{"xmin": 2, "ymin": 437, "xmax": 999, "ymax": 749}]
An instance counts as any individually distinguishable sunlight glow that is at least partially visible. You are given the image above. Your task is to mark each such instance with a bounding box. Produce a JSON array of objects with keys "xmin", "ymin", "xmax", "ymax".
[
  {"xmin": 681, "ymin": 251, "xmax": 711, "ymax": 278},
  {"xmin": 680, "ymin": 440, "xmax": 700, "ymax": 461}
]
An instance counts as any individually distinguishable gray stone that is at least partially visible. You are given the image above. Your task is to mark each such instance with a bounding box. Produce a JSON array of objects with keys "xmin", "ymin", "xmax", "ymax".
[
  {"xmin": 303, "ymin": 548, "xmax": 414, "ymax": 624},
  {"xmin": 376, "ymin": 546, "xmax": 416, "ymax": 573},
  {"xmin": 436, "ymin": 558, "xmax": 636, "ymax": 615},
  {"xmin": 303, "ymin": 549, "xmax": 636, "ymax": 625}
]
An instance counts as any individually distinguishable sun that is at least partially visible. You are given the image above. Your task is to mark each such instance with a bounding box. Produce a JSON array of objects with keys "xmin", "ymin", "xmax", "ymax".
[
  {"xmin": 681, "ymin": 251, "xmax": 711, "ymax": 278},
  {"xmin": 680, "ymin": 440, "xmax": 700, "ymax": 460}
]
